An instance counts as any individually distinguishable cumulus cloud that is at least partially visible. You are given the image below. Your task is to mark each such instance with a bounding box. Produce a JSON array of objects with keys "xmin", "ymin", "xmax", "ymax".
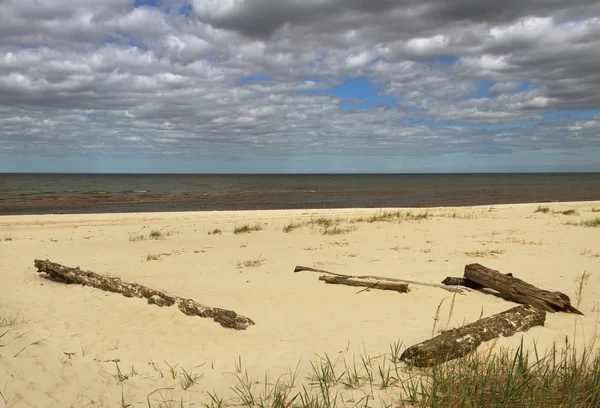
[{"xmin": 0, "ymin": 0, "xmax": 599, "ymax": 160}]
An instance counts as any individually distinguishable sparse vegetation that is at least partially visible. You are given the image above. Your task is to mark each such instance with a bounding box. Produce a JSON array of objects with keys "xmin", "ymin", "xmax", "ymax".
[
  {"xmin": 2, "ymin": 234, "xmax": 13, "ymax": 241},
  {"xmin": 321, "ymin": 225, "xmax": 358, "ymax": 235},
  {"xmin": 566, "ymin": 217, "xmax": 600, "ymax": 228},
  {"xmin": 208, "ymin": 228, "xmax": 222, "ymax": 235},
  {"xmin": 463, "ymin": 249, "xmax": 505, "ymax": 258},
  {"xmin": 353, "ymin": 210, "xmax": 433, "ymax": 223},
  {"xmin": 581, "ymin": 249, "xmax": 600, "ymax": 258},
  {"xmin": 305, "ymin": 216, "xmax": 341, "ymax": 229},
  {"xmin": 146, "ymin": 253, "xmax": 161, "ymax": 261},
  {"xmin": 283, "ymin": 221, "xmax": 302, "ymax": 233},
  {"xmin": 145, "ymin": 250, "xmax": 182, "ymax": 261},
  {"xmin": 562, "ymin": 209, "xmax": 579, "ymax": 215},
  {"xmin": 234, "ymin": 223, "xmax": 263, "ymax": 234},
  {"xmin": 179, "ymin": 367, "xmax": 202, "ymax": 390},
  {"xmin": 129, "ymin": 228, "xmax": 174, "ymax": 241},
  {"xmin": 535, "ymin": 206, "xmax": 582, "ymax": 216},
  {"xmin": 392, "ymin": 246, "xmax": 411, "ymax": 251},
  {"xmin": 0, "ymin": 310, "xmax": 21, "ymax": 327},
  {"xmin": 237, "ymin": 255, "xmax": 266, "ymax": 268},
  {"xmin": 128, "ymin": 233, "xmax": 146, "ymax": 242},
  {"xmin": 592, "ymin": 208, "xmax": 600, "ymax": 213},
  {"xmin": 201, "ymin": 340, "xmax": 600, "ymax": 408},
  {"xmin": 149, "ymin": 229, "xmax": 164, "ymax": 239}
]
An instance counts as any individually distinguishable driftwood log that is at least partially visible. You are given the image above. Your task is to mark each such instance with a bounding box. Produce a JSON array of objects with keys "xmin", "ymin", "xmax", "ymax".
[
  {"xmin": 450, "ymin": 263, "xmax": 582, "ymax": 315},
  {"xmin": 442, "ymin": 273, "xmax": 513, "ymax": 289},
  {"xmin": 400, "ymin": 305, "xmax": 546, "ymax": 367},
  {"xmin": 34, "ymin": 259, "xmax": 255, "ymax": 330},
  {"xmin": 318, "ymin": 275, "xmax": 410, "ymax": 293},
  {"xmin": 295, "ymin": 266, "xmax": 464, "ymax": 293}
]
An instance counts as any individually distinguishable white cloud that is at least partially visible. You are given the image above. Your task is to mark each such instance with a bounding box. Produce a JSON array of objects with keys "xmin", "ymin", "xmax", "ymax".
[{"xmin": 0, "ymin": 0, "xmax": 599, "ymax": 160}]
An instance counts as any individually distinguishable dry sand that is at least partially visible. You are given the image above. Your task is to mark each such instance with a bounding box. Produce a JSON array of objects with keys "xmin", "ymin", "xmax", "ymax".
[{"xmin": 1, "ymin": 202, "xmax": 599, "ymax": 407}]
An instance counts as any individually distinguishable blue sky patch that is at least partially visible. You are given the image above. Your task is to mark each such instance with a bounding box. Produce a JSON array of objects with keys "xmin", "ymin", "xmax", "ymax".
[
  {"xmin": 134, "ymin": 0, "xmax": 156, "ymax": 7},
  {"xmin": 301, "ymin": 76, "xmax": 397, "ymax": 111},
  {"xmin": 239, "ymin": 74, "xmax": 271, "ymax": 86}
]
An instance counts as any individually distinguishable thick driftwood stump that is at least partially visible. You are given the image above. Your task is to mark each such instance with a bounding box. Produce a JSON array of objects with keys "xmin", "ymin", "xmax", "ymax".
[
  {"xmin": 441, "ymin": 273, "xmax": 513, "ymax": 289},
  {"xmin": 464, "ymin": 263, "xmax": 583, "ymax": 315},
  {"xmin": 318, "ymin": 275, "xmax": 410, "ymax": 293},
  {"xmin": 294, "ymin": 266, "xmax": 463, "ymax": 293},
  {"xmin": 34, "ymin": 259, "xmax": 255, "ymax": 330},
  {"xmin": 400, "ymin": 305, "xmax": 546, "ymax": 367}
]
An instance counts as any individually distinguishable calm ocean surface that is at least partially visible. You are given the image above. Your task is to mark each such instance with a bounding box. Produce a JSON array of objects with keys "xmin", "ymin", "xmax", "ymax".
[{"xmin": 1, "ymin": 173, "xmax": 599, "ymax": 215}]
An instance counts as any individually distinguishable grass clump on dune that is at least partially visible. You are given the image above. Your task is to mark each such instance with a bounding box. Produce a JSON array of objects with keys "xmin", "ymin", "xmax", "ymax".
[
  {"xmin": 283, "ymin": 222, "xmax": 303, "ymax": 233},
  {"xmin": 562, "ymin": 209, "xmax": 579, "ymax": 215},
  {"xmin": 234, "ymin": 223, "xmax": 263, "ymax": 234},
  {"xmin": 566, "ymin": 217, "xmax": 600, "ymax": 228},
  {"xmin": 236, "ymin": 255, "xmax": 266, "ymax": 269}
]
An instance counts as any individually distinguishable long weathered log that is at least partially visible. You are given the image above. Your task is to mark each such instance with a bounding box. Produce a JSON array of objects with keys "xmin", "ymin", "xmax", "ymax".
[
  {"xmin": 294, "ymin": 266, "xmax": 465, "ymax": 293},
  {"xmin": 34, "ymin": 259, "xmax": 255, "ymax": 330},
  {"xmin": 318, "ymin": 275, "xmax": 410, "ymax": 293},
  {"xmin": 464, "ymin": 263, "xmax": 583, "ymax": 315},
  {"xmin": 400, "ymin": 305, "xmax": 546, "ymax": 367},
  {"xmin": 441, "ymin": 272, "xmax": 513, "ymax": 289}
]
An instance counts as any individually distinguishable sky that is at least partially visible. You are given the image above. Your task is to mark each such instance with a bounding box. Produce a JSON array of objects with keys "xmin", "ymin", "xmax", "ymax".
[{"xmin": 1, "ymin": 0, "xmax": 600, "ymax": 173}]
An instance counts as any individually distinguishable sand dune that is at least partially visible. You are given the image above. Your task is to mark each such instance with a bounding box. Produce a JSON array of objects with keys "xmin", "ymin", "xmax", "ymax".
[{"xmin": 1, "ymin": 202, "xmax": 599, "ymax": 407}]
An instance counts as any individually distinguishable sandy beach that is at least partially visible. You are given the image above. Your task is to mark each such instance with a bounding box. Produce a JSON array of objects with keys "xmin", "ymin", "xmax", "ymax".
[{"xmin": 1, "ymin": 202, "xmax": 599, "ymax": 407}]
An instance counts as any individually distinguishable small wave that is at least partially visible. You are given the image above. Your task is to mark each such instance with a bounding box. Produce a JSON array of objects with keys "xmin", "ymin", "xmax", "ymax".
[{"xmin": 133, "ymin": 190, "xmax": 148, "ymax": 193}]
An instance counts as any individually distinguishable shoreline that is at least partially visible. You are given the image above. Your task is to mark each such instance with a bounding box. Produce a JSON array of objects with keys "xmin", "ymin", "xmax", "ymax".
[
  {"xmin": 1, "ymin": 201, "xmax": 599, "ymax": 406},
  {"xmin": 4, "ymin": 195, "xmax": 600, "ymax": 216}
]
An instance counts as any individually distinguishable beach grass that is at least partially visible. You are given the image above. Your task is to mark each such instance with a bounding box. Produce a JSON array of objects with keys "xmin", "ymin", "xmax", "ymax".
[
  {"xmin": 463, "ymin": 249, "xmax": 505, "ymax": 258},
  {"xmin": 566, "ymin": 217, "xmax": 600, "ymax": 228},
  {"xmin": 200, "ymin": 340, "xmax": 600, "ymax": 408},
  {"xmin": 128, "ymin": 233, "xmax": 146, "ymax": 242},
  {"xmin": 321, "ymin": 225, "xmax": 358, "ymax": 236},
  {"xmin": 562, "ymin": 209, "xmax": 579, "ymax": 215},
  {"xmin": 234, "ymin": 223, "xmax": 263, "ymax": 234},
  {"xmin": 283, "ymin": 221, "xmax": 303, "ymax": 233},
  {"xmin": 237, "ymin": 255, "xmax": 266, "ymax": 268},
  {"xmin": 535, "ymin": 205, "xmax": 551, "ymax": 213},
  {"xmin": 581, "ymin": 249, "xmax": 600, "ymax": 258},
  {"xmin": 208, "ymin": 228, "xmax": 222, "ymax": 235}
]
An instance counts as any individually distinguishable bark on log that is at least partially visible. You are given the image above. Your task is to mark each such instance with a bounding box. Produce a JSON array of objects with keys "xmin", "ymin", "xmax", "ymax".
[
  {"xmin": 34, "ymin": 259, "xmax": 255, "ymax": 330},
  {"xmin": 400, "ymin": 305, "xmax": 546, "ymax": 367},
  {"xmin": 294, "ymin": 266, "xmax": 465, "ymax": 293},
  {"xmin": 464, "ymin": 263, "xmax": 583, "ymax": 315},
  {"xmin": 318, "ymin": 275, "xmax": 410, "ymax": 293},
  {"xmin": 441, "ymin": 273, "xmax": 513, "ymax": 289}
]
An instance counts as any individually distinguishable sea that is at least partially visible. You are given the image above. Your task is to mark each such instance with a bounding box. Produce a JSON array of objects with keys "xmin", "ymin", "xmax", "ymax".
[{"xmin": 1, "ymin": 173, "xmax": 600, "ymax": 215}]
